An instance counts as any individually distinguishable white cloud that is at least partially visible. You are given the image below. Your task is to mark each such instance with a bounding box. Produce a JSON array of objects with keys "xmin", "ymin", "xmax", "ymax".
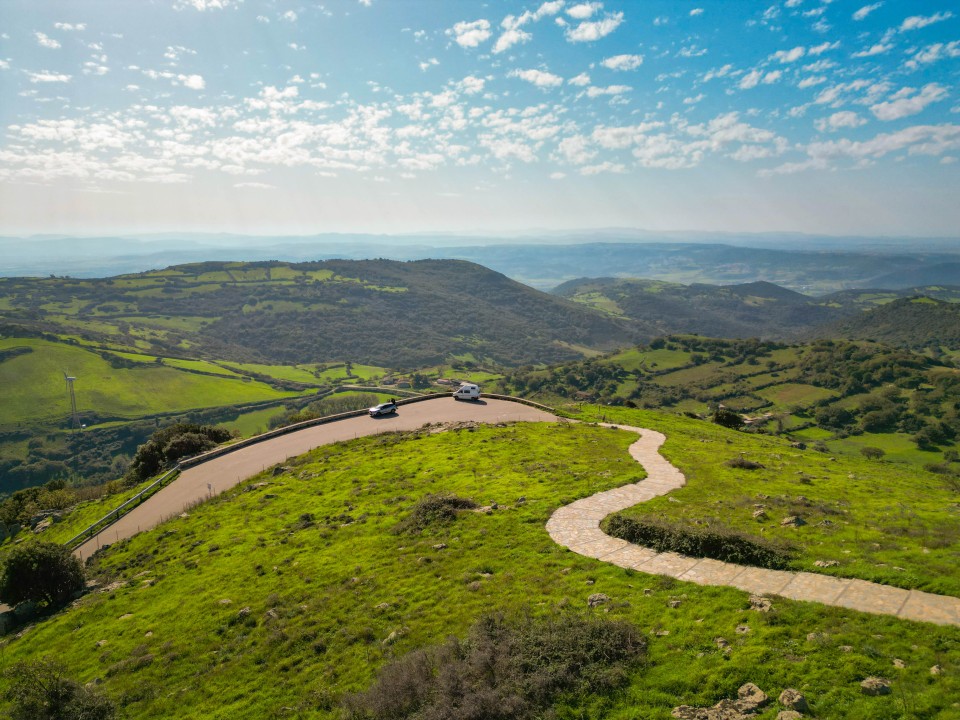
[
  {"xmin": 763, "ymin": 70, "xmax": 782, "ymax": 84},
  {"xmin": 852, "ymin": 43, "xmax": 892, "ymax": 58},
  {"xmin": 567, "ymin": 3, "xmax": 601, "ymax": 20},
  {"xmin": 906, "ymin": 41, "xmax": 960, "ymax": 70},
  {"xmin": 53, "ymin": 22, "xmax": 86, "ymax": 31},
  {"xmin": 557, "ymin": 134, "xmax": 596, "ymax": 164},
  {"xmin": 678, "ymin": 45, "xmax": 707, "ymax": 58},
  {"xmin": 772, "ymin": 46, "xmax": 805, "ymax": 63},
  {"xmin": 235, "ymin": 181, "xmax": 276, "ymax": 188},
  {"xmin": 815, "ymin": 110, "xmax": 867, "ymax": 132},
  {"xmin": 173, "ymin": 0, "xmax": 238, "ymax": 10},
  {"xmin": 358, "ymin": 0, "xmax": 373, "ymax": 6},
  {"xmin": 739, "ymin": 70, "xmax": 762, "ymax": 90},
  {"xmin": 35, "ymin": 32, "xmax": 61, "ymax": 49},
  {"xmin": 900, "ymin": 11, "xmax": 953, "ymax": 32},
  {"xmin": 808, "ymin": 41, "xmax": 839, "ymax": 55},
  {"xmin": 852, "ymin": 3, "xmax": 882, "ymax": 21},
  {"xmin": 0, "ymin": 59, "xmax": 10, "ymax": 70},
  {"xmin": 281, "ymin": 10, "xmax": 298, "ymax": 22},
  {"xmin": 179, "ymin": 74, "xmax": 206, "ymax": 90},
  {"xmin": 703, "ymin": 64, "xmax": 733, "ymax": 82},
  {"xmin": 684, "ymin": 93, "xmax": 705, "ymax": 105},
  {"xmin": 418, "ymin": 58, "xmax": 439, "ymax": 71},
  {"xmin": 601, "ymin": 54, "xmax": 643, "ymax": 71},
  {"xmin": 509, "ymin": 68, "xmax": 564, "ymax": 88},
  {"xmin": 690, "ymin": 8, "xmax": 704, "ymax": 16},
  {"xmin": 585, "ymin": 84, "xmax": 630, "ymax": 97},
  {"xmin": 568, "ymin": 72, "xmax": 591, "ymax": 86},
  {"xmin": 493, "ymin": 27, "xmax": 532, "ymax": 53},
  {"xmin": 549, "ymin": 171, "xmax": 566, "ymax": 179},
  {"xmin": 580, "ymin": 161, "xmax": 626, "ymax": 175},
  {"xmin": 798, "ymin": 75, "xmax": 826, "ymax": 89},
  {"xmin": 534, "ymin": 1, "xmax": 565, "ymax": 19},
  {"xmin": 870, "ymin": 83, "xmax": 948, "ymax": 121},
  {"xmin": 27, "ymin": 70, "xmax": 71, "ymax": 83},
  {"xmin": 457, "ymin": 75, "xmax": 485, "ymax": 94},
  {"xmin": 566, "ymin": 12, "xmax": 623, "ymax": 42},
  {"xmin": 449, "ymin": 19, "xmax": 491, "ymax": 48}
]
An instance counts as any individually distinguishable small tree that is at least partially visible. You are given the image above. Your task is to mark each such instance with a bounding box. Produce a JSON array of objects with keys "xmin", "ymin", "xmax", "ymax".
[
  {"xmin": 0, "ymin": 541, "xmax": 85, "ymax": 608},
  {"xmin": 860, "ymin": 446, "xmax": 886, "ymax": 461},
  {"xmin": 712, "ymin": 408, "xmax": 744, "ymax": 430},
  {"xmin": 3, "ymin": 658, "xmax": 115, "ymax": 720}
]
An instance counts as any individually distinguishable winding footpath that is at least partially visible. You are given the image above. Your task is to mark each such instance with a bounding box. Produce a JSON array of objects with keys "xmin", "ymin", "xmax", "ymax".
[
  {"xmin": 547, "ymin": 424, "xmax": 960, "ymax": 626},
  {"xmin": 75, "ymin": 401, "xmax": 959, "ymax": 625}
]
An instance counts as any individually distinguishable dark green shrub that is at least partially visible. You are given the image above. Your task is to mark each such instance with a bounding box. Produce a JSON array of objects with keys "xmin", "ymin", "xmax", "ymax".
[
  {"xmin": 3, "ymin": 657, "xmax": 115, "ymax": 720},
  {"xmin": 393, "ymin": 493, "xmax": 478, "ymax": 534},
  {"xmin": 712, "ymin": 408, "xmax": 744, "ymax": 429},
  {"xmin": 126, "ymin": 423, "xmax": 231, "ymax": 483},
  {"xmin": 0, "ymin": 541, "xmax": 85, "ymax": 609},
  {"xmin": 605, "ymin": 514, "xmax": 792, "ymax": 569},
  {"xmin": 725, "ymin": 456, "xmax": 765, "ymax": 470},
  {"xmin": 343, "ymin": 610, "xmax": 645, "ymax": 720}
]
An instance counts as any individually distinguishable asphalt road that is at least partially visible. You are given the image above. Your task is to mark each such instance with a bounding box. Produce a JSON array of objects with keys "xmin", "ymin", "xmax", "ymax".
[{"xmin": 74, "ymin": 398, "xmax": 555, "ymax": 560}]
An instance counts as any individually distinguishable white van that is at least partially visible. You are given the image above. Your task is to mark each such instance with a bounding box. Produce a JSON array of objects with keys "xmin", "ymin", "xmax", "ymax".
[{"xmin": 453, "ymin": 383, "xmax": 481, "ymax": 401}]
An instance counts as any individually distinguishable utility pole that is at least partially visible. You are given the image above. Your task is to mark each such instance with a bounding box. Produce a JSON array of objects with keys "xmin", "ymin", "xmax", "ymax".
[{"xmin": 64, "ymin": 372, "xmax": 80, "ymax": 433}]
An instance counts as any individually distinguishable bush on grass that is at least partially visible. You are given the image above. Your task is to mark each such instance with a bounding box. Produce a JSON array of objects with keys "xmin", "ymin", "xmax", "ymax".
[
  {"xmin": 3, "ymin": 657, "xmax": 115, "ymax": 720},
  {"xmin": 0, "ymin": 541, "xmax": 85, "ymax": 609},
  {"xmin": 605, "ymin": 514, "xmax": 792, "ymax": 570},
  {"xmin": 393, "ymin": 493, "xmax": 478, "ymax": 534},
  {"xmin": 343, "ymin": 610, "xmax": 645, "ymax": 720}
]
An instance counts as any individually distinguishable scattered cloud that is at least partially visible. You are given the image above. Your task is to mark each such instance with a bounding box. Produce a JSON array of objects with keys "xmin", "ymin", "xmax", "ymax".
[
  {"xmin": 179, "ymin": 74, "xmax": 205, "ymax": 90},
  {"xmin": 35, "ymin": 32, "xmax": 61, "ymax": 49},
  {"xmin": 566, "ymin": 3, "xmax": 601, "ymax": 20},
  {"xmin": 53, "ymin": 22, "xmax": 86, "ymax": 31},
  {"xmin": 568, "ymin": 72, "xmax": 591, "ymax": 86},
  {"xmin": 508, "ymin": 68, "xmax": 564, "ymax": 88},
  {"xmin": 449, "ymin": 19, "xmax": 492, "ymax": 48},
  {"xmin": 282, "ymin": 10, "xmax": 298, "ymax": 22},
  {"xmin": 808, "ymin": 41, "xmax": 839, "ymax": 55},
  {"xmin": 900, "ymin": 11, "xmax": 953, "ymax": 32},
  {"xmin": 690, "ymin": 8, "xmax": 704, "ymax": 17},
  {"xmin": 870, "ymin": 83, "xmax": 948, "ymax": 121},
  {"xmin": 853, "ymin": 3, "xmax": 883, "ymax": 21},
  {"xmin": 906, "ymin": 41, "xmax": 960, "ymax": 70},
  {"xmin": 27, "ymin": 70, "xmax": 71, "ymax": 83},
  {"xmin": 815, "ymin": 110, "xmax": 867, "ymax": 132},
  {"xmin": 419, "ymin": 58, "xmax": 439, "ymax": 71},
  {"xmin": 772, "ymin": 46, "xmax": 805, "ymax": 63},
  {"xmin": 173, "ymin": 0, "xmax": 238, "ymax": 10},
  {"xmin": 601, "ymin": 54, "xmax": 643, "ymax": 71},
  {"xmin": 493, "ymin": 27, "xmax": 532, "ymax": 54},
  {"xmin": 585, "ymin": 84, "xmax": 631, "ymax": 97},
  {"xmin": 565, "ymin": 12, "xmax": 623, "ymax": 42},
  {"xmin": 852, "ymin": 43, "xmax": 892, "ymax": 58}
]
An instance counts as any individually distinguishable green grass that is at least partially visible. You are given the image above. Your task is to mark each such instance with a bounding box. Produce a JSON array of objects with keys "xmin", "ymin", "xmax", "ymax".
[
  {"xmin": 217, "ymin": 407, "xmax": 284, "ymax": 437},
  {"xmin": 755, "ymin": 383, "xmax": 837, "ymax": 408},
  {"xmin": 2, "ymin": 420, "xmax": 958, "ymax": 719},
  {"xmin": 570, "ymin": 406, "xmax": 960, "ymax": 596},
  {"xmin": 0, "ymin": 337, "xmax": 303, "ymax": 427},
  {"xmin": 608, "ymin": 348, "xmax": 693, "ymax": 373}
]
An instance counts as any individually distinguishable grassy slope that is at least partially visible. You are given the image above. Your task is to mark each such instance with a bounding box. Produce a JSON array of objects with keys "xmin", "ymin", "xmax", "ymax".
[
  {"xmin": 0, "ymin": 338, "xmax": 301, "ymax": 427},
  {"xmin": 575, "ymin": 407, "xmax": 960, "ymax": 596},
  {"xmin": 2, "ymin": 421, "xmax": 958, "ymax": 719}
]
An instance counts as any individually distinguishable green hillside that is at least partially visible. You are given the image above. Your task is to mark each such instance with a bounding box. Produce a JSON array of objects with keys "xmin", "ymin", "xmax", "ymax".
[
  {"xmin": 817, "ymin": 296, "xmax": 960, "ymax": 355},
  {"xmin": 3, "ymin": 418, "xmax": 959, "ymax": 719},
  {"xmin": 0, "ymin": 259, "xmax": 639, "ymax": 369}
]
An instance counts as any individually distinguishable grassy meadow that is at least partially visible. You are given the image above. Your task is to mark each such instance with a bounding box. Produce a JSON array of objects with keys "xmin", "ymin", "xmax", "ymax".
[{"xmin": 2, "ymin": 419, "xmax": 958, "ymax": 719}]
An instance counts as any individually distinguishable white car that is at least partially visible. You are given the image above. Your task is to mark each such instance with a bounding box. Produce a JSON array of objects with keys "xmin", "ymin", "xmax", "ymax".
[
  {"xmin": 453, "ymin": 383, "xmax": 481, "ymax": 401},
  {"xmin": 369, "ymin": 401, "xmax": 398, "ymax": 417}
]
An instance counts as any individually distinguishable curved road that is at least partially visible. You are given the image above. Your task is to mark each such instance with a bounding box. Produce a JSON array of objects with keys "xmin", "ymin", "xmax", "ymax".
[{"xmin": 75, "ymin": 398, "xmax": 554, "ymax": 560}]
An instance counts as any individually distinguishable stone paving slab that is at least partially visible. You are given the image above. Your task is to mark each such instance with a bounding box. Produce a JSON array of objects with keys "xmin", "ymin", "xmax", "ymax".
[
  {"xmin": 779, "ymin": 573, "xmax": 852, "ymax": 605},
  {"xmin": 678, "ymin": 558, "xmax": 748, "ymax": 587},
  {"xmin": 899, "ymin": 590, "xmax": 960, "ymax": 626},
  {"xmin": 834, "ymin": 579, "xmax": 910, "ymax": 616},
  {"xmin": 545, "ymin": 422, "xmax": 960, "ymax": 627}
]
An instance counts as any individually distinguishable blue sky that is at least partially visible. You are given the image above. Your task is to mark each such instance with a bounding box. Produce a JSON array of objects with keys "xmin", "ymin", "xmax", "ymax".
[{"xmin": 1, "ymin": 0, "xmax": 958, "ymax": 238}]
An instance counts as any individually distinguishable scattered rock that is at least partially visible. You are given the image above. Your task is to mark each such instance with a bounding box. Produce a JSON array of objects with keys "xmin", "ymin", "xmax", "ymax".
[
  {"xmin": 178, "ymin": 512, "xmax": 189, "ymax": 519},
  {"xmin": 893, "ymin": 658, "xmax": 906, "ymax": 669},
  {"xmin": 382, "ymin": 627, "xmax": 407, "ymax": 646},
  {"xmin": 33, "ymin": 517, "xmax": 53, "ymax": 534},
  {"xmin": 118, "ymin": 613, "xmax": 133, "ymax": 620},
  {"xmin": 790, "ymin": 442, "xmax": 806, "ymax": 450},
  {"xmin": 655, "ymin": 629, "xmax": 670, "ymax": 636},
  {"xmin": 930, "ymin": 664, "xmax": 943, "ymax": 676},
  {"xmin": 585, "ymin": 579, "xmax": 595, "ymax": 585},
  {"xmin": 806, "ymin": 632, "xmax": 827, "ymax": 643},
  {"xmin": 777, "ymin": 712, "xmax": 803, "ymax": 720},
  {"xmin": 839, "ymin": 645, "xmax": 853, "ymax": 653},
  {"xmin": 237, "ymin": 606, "xmax": 252, "ymax": 618},
  {"xmin": 218, "ymin": 598, "xmax": 232, "ymax": 605},
  {"xmin": 374, "ymin": 602, "xmax": 391, "ymax": 611},
  {"xmin": 781, "ymin": 516, "xmax": 806, "ymax": 527},
  {"xmin": 432, "ymin": 543, "xmax": 447, "ymax": 550},
  {"xmin": 737, "ymin": 683, "xmax": 768, "ymax": 710},
  {"xmin": 672, "ymin": 683, "xmax": 769, "ymax": 720},
  {"xmin": 860, "ymin": 677, "xmax": 891, "ymax": 696},
  {"xmin": 643, "ymin": 588, "xmax": 653, "ymax": 596},
  {"xmin": 813, "ymin": 560, "xmax": 839, "ymax": 568},
  {"xmin": 587, "ymin": 593, "xmax": 610, "ymax": 607},
  {"xmin": 715, "ymin": 637, "xmax": 730, "ymax": 650},
  {"xmin": 668, "ymin": 599, "xmax": 683, "ymax": 608},
  {"xmin": 735, "ymin": 624, "xmax": 750, "ymax": 634},
  {"xmin": 560, "ymin": 567, "xmax": 571, "ymax": 575},
  {"xmin": 778, "ymin": 689, "xmax": 808, "ymax": 712},
  {"xmin": 749, "ymin": 595, "xmax": 772, "ymax": 612},
  {"xmin": 95, "ymin": 640, "xmax": 107, "ymax": 648},
  {"xmin": 272, "ymin": 466, "xmax": 288, "ymax": 476},
  {"xmin": 752, "ymin": 509, "xmax": 767, "ymax": 520}
]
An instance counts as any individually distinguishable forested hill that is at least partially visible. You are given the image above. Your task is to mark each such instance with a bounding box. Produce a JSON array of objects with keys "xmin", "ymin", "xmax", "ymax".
[
  {"xmin": 552, "ymin": 277, "xmax": 844, "ymax": 340},
  {"xmin": 0, "ymin": 259, "xmax": 641, "ymax": 368},
  {"xmin": 816, "ymin": 296, "xmax": 960, "ymax": 353}
]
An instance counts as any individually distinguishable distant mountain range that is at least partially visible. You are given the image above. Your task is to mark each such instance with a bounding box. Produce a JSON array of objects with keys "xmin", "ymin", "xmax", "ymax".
[{"xmin": 2, "ymin": 233, "xmax": 958, "ymax": 294}]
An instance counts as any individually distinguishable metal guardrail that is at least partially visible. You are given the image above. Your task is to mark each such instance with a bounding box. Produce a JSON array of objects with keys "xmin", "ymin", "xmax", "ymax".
[
  {"xmin": 64, "ymin": 392, "xmax": 555, "ymax": 552},
  {"xmin": 64, "ymin": 467, "xmax": 181, "ymax": 550}
]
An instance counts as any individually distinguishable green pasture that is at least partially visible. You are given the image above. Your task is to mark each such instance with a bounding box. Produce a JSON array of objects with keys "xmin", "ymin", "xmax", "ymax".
[
  {"xmin": 607, "ymin": 347, "xmax": 693, "ymax": 373},
  {"xmin": 0, "ymin": 338, "xmax": 302, "ymax": 427},
  {"xmin": 2, "ymin": 420, "xmax": 957, "ymax": 719},
  {"xmin": 755, "ymin": 383, "xmax": 837, "ymax": 408}
]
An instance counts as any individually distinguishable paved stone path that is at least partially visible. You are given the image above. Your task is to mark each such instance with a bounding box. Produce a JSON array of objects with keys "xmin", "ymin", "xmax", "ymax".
[{"xmin": 547, "ymin": 424, "xmax": 960, "ymax": 626}]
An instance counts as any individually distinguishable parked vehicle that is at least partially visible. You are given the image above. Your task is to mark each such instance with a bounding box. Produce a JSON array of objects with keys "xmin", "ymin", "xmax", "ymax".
[
  {"xmin": 369, "ymin": 401, "xmax": 398, "ymax": 417},
  {"xmin": 453, "ymin": 383, "xmax": 481, "ymax": 401}
]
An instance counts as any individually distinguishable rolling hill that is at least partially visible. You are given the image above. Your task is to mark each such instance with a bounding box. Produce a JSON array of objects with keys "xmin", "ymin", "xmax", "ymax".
[
  {"xmin": 815, "ymin": 296, "xmax": 960, "ymax": 354},
  {"xmin": 0, "ymin": 259, "xmax": 641, "ymax": 368}
]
